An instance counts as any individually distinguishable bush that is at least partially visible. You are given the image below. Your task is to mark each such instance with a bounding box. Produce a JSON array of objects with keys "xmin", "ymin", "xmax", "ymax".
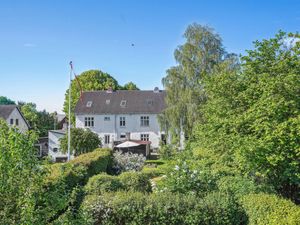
[
  {"xmin": 39, "ymin": 148, "xmax": 112, "ymax": 223},
  {"xmin": 141, "ymin": 166, "xmax": 164, "ymax": 178},
  {"xmin": 217, "ymin": 175, "xmax": 273, "ymax": 198},
  {"xmin": 156, "ymin": 160, "xmax": 217, "ymax": 196},
  {"xmin": 158, "ymin": 144, "xmax": 176, "ymax": 159},
  {"xmin": 240, "ymin": 193, "xmax": 300, "ymax": 225},
  {"xmin": 112, "ymin": 151, "xmax": 145, "ymax": 174},
  {"xmin": 85, "ymin": 173, "xmax": 124, "ymax": 195},
  {"xmin": 118, "ymin": 171, "xmax": 152, "ymax": 193},
  {"xmin": 81, "ymin": 191, "xmax": 247, "ymax": 225}
]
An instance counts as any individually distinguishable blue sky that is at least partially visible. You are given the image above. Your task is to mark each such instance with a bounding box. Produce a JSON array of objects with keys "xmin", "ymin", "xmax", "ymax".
[{"xmin": 0, "ymin": 0, "xmax": 299, "ymax": 113}]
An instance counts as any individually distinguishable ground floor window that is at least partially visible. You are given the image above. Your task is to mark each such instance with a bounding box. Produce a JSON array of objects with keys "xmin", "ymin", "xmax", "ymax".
[
  {"xmin": 104, "ymin": 135, "xmax": 110, "ymax": 144},
  {"xmin": 140, "ymin": 133, "xmax": 149, "ymax": 141}
]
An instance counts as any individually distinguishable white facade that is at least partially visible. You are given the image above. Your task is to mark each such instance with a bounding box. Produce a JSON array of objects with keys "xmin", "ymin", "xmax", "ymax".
[
  {"xmin": 75, "ymin": 113, "xmax": 164, "ymax": 149},
  {"xmin": 6, "ymin": 108, "xmax": 29, "ymax": 133},
  {"xmin": 48, "ymin": 130, "xmax": 73, "ymax": 162}
]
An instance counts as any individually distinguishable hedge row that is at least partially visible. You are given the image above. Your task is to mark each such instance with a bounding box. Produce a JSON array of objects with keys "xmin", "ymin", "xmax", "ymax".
[
  {"xmin": 240, "ymin": 193, "xmax": 300, "ymax": 225},
  {"xmin": 81, "ymin": 191, "xmax": 247, "ymax": 225},
  {"xmin": 39, "ymin": 148, "xmax": 112, "ymax": 223},
  {"xmin": 85, "ymin": 171, "xmax": 152, "ymax": 195}
]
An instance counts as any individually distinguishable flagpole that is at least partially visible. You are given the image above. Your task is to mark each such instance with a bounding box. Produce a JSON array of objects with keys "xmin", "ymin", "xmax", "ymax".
[{"xmin": 67, "ymin": 61, "xmax": 72, "ymax": 161}]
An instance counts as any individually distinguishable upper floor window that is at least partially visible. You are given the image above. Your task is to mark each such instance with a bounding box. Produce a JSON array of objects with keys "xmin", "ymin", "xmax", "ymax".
[
  {"xmin": 15, "ymin": 119, "xmax": 19, "ymax": 126},
  {"xmin": 84, "ymin": 117, "xmax": 94, "ymax": 127},
  {"xmin": 120, "ymin": 116, "xmax": 126, "ymax": 127},
  {"xmin": 140, "ymin": 116, "xmax": 149, "ymax": 127},
  {"xmin": 10, "ymin": 119, "xmax": 13, "ymax": 125},
  {"xmin": 104, "ymin": 116, "xmax": 110, "ymax": 121},
  {"xmin": 140, "ymin": 134, "xmax": 149, "ymax": 141}
]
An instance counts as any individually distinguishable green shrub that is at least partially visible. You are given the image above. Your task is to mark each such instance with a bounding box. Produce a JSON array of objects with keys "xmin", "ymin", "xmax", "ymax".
[
  {"xmin": 240, "ymin": 193, "xmax": 300, "ymax": 225},
  {"xmin": 141, "ymin": 166, "xmax": 164, "ymax": 178},
  {"xmin": 85, "ymin": 173, "xmax": 124, "ymax": 195},
  {"xmin": 38, "ymin": 148, "xmax": 112, "ymax": 223},
  {"xmin": 119, "ymin": 171, "xmax": 152, "ymax": 193},
  {"xmin": 158, "ymin": 144, "xmax": 177, "ymax": 159},
  {"xmin": 217, "ymin": 175, "xmax": 273, "ymax": 198},
  {"xmin": 81, "ymin": 191, "xmax": 247, "ymax": 225}
]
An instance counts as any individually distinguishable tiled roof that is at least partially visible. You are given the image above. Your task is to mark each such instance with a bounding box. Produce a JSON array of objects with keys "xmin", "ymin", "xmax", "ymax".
[
  {"xmin": 0, "ymin": 105, "xmax": 17, "ymax": 119},
  {"xmin": 74, "ymin": 90, "xmax": 166, "ymax": 115}
]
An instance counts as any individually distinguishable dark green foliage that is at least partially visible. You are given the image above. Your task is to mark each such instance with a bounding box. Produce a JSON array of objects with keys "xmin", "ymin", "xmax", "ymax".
[
  {"xmin": 60, "ymin": 128, "xmax": 101, "ymax": 156},
  {"xmin": 158, "ymin": 144, "xmax": 177, "ymax": 159},
  {"xmin": 0, "ymin": 96, "xmax": 15, "ymax": 105},
  {"xmin": 118, "ymin": 171, "xmax": 152, "ymax": 193},
  {"xmin": 81, "ymin": 191, "xmax": 247, "ymax": 225},
  {"xmin": 85, "ymin": 173, "xmax": 124, "ymax": 195},
  {"xmin": 240, "ymin": 193, "xmax": 300, "ymax": 225}
]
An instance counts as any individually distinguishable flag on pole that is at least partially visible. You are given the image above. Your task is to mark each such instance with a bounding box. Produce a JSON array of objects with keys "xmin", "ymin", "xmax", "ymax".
[{"xmin": 69, "ymin": 61, "xmax": 83, "ymax": 103}]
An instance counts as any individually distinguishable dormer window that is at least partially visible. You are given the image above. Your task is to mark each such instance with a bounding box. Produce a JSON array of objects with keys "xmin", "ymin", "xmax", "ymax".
[
  {"xmin": 120, "ymin": 100, "xmax": 127, "ymax": 108},
  {"xmin": 146, "ymin": 99, "xmax": 153, "ymax": 106},
  {"xmin": 106, "ymin": 99, "xmax": 110, "ymax": 104},
  {"xmin": 86, "ymin": 101, "xmax": 92, "ymax": 107}
]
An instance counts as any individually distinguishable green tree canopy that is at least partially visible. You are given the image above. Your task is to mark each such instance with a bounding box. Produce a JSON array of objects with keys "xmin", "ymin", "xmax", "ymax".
[
  {"xmin": 122, "ymin": 82, "xmax": 140, "ymax": 90},
  {"xmin": 60, "ymin": 127, "xmax": 101, "ymax": 156},
  {"xmin": 160, "ymin": 23, "xmax": 230, "ymax": 144},
  {"xmin": 18, "ymin": 102, "xmax": 55, "ymax": 137},
  {"xmin": 192, "ymin": 31, "xmax": 300, "ymax": 202},
  {"xmin": 0, "ymin": 96, "xmax": 15, "ymax": 105}
]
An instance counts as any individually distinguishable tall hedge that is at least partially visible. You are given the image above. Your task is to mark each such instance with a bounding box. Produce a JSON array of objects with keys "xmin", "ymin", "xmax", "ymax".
[
  {"xmin": 81, "ymin": 191, "xmax": 247, "ymax": 225},
  {"xmin": 38, "ymin": 148, "xmax": 112, "ymax": 223}
]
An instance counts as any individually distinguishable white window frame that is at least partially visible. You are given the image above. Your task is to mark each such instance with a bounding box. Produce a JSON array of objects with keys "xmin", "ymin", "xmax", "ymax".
[
  {"xmin": 120, "ymin": 116, "xmax": 126, "ymax": 127},
  {"xmin": 140, "ymin": 134, "xmax": 149, "ymax": 141},
  {"xmin": 104, "ymin": 116, "xmax": 110, "ymax": 121},
  {"xmin": 84, "ymin": 117, "xmax": 94, "ymax": 127},
  {"xmin": 140, "ymin": 116, "xmax": 149, "ymax": 127},
  {"xmin": 104, "ymin": 135, "xmax": 110, "ymax": 144}
]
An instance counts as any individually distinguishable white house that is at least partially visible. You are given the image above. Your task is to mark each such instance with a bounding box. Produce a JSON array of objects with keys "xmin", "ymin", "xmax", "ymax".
[
  {"xmin": 74, "ymin": 88, "xmax": 166, "ymax": 149},
  {"xmin": 0, "ymin": 105, "xmax": 30, "ymax": 133}
]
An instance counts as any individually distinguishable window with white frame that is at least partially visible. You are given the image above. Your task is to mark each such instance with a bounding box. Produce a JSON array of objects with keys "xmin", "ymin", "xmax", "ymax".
[
  {"xmin": 140, "ymin": 116, "xmax": 149, "ymax": 127},
  {"xmin": 104, "ymin": 116, "xmax": 110, "ymax": 121},
  {"xmin": 10, "ymin": 119, "xmax": 13, "ymax": 125},
  {"xmin": 15, "ymin": 119, "xmax": 19, "ymax": 126},
  {"xmin": 86, "ymin": 101, "xmax": 93, "ymax": 107},
  {"xmin": 120, "ymin": 133, "xmax": 126, "ymax": 139},
  {"xmin": 140, "ymin": 134, "xmax": 149, "ymax": 141},
  {"xmin": 120, "ymin": 116, "xmax": 126, "ymax": 127},
  {"xmin": 104, "ymin": 135, "xmax": 110, "ymax": 144},
  {"xmin": 84, "ymin": 117, "xmax": 94, "ymax": 127}
]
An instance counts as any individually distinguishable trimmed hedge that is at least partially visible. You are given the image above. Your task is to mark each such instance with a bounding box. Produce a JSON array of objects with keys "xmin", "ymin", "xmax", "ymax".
[
  {"xmin": 240, "ymin": 193, "xmax": 300, "ymax": 225},
  {"xmin": 39, "ymin": 148, "xmax": 112, "ymax": 223},
  {"xmin": 118, "ymin": 171, "xmax": 152, "ymax": 193},
  {"xmin": 85, "ymin": 173, "xmax": 124, "ymax": 195},
  {"xmin": 85, "ymin": 171, "xmax": 152, "ymax": 195},
  {"xmin": 81, "ymin": 191, "xmax": 247, "ymax": 225}
]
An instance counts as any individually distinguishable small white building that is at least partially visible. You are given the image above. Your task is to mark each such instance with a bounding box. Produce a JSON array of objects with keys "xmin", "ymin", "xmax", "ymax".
[
  {"xmin": 0, "ymin": 105, "xmax": 30, "ymax": 133},
  {"xmin": 48, "ymin": 129, "xmax": 73, "ymax": 162},
  {"xmin": 74, "ymin": 88, "xmax": 166, "ymax": 149}
]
